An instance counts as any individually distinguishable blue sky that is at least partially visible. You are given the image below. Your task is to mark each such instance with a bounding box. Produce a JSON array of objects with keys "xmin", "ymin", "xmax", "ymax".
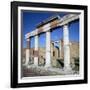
[{"xmin": 22, "ymin": 11, "xmax": 79, "ymax": 48}]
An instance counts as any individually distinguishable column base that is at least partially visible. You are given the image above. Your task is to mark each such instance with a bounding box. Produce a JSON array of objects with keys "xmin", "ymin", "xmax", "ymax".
[
  {"xmin": 26, "ymin": 64, "xmax": 36, "ymax": 68},
  {"xmin": 63, "ymin": 66, "xmax": 73, "ymax": 74},
  {"xmin": 45, "ymin": 65, "xmax": 52, "ymax": 68},
  {"xmin": 34, "ymin": 57, "xmax": 38, "ymax": 66}
]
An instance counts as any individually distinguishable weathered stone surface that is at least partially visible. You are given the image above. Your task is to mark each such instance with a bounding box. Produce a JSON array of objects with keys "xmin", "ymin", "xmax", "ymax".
[
  {"xmin": 22, "ymin": 65, "xmax": 79, "ymax": 77},
  {"xmin": 22, "ymin": 41, "xmax": 79, "ymax": 69}
]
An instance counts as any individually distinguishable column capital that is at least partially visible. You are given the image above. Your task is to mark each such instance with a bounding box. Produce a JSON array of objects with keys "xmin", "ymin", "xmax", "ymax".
[
  {"xmin": 47, "ymin": 30, "xmax": 51, "ymax": 32},
  {"xmin": 63, "ymin": 24, "xmax": 70, "ymax": 28},
  {"xmin": 34, "ymin": 34, "xmax": 40, "ymax": 38},
  {"xmin": 63, "ymin": 24, "xmax": 69, "ymax": 28},
  {"xmin": 26, "ymin": 38, "xmax": 30, "ymax": 41}
]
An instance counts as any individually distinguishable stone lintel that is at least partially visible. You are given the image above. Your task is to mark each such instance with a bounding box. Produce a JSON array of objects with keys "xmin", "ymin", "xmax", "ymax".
[{"xmin": 25, "ymin": 14, "xmax": 79, "ymax": 38}]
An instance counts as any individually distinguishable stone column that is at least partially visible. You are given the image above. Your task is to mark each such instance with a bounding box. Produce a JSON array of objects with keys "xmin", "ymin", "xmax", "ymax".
[
  {"xmin": 34, "ymin": 35, "xmax": 39, "ymax": 66},
  {"xmin": 63, "ymin": 24, "xmax": 71, "ymax": 71},
  {"xmin": 25, "ymin": 38, "xmax": 30, "ymax": 66},
  {"xmin": 59, "ymin": 40, "xmax": 62, "ymax": 58},
  {"xmin": 45, "ymin": 31, "xmax": 51, "ymax": 67}
]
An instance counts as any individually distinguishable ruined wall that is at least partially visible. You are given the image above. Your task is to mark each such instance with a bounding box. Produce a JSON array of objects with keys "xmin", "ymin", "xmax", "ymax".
[
  {"xmin": 22, "ymin": 41, "xmax": 79, "ymax": 67},
  {"xmin": 51, "ymin": 42, "xmax": 59, "ymax": 67}
]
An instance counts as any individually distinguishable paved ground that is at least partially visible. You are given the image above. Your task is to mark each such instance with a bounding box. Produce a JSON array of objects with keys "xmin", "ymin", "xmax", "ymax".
[
  {"xmin": 22, "ymin": 66, "xmax": 78, "ymax": 77},
  {"xmin": 22, "ymin": 66, "xmax": 62, "ymax": 77}
]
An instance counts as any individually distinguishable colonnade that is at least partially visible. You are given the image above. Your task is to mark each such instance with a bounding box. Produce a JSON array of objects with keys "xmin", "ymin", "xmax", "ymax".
[
  {"xmin": 25, "ymin": 14, "xmax": 80, "ymax": 71},
  {"xmin": 25, "ymin": 24, "xmax": 71, "ymax": 70}
]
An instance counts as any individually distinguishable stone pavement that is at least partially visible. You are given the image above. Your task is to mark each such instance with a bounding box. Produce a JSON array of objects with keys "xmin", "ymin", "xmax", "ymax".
[{"xmin": 22, "ymin": 65, "xmax": 79, "ymax": 77}]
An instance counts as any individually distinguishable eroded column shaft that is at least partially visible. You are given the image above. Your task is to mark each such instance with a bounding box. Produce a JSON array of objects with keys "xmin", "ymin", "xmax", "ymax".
[
  {"xmin": 63, "ymin": 24, "xmax": 71, "ymax": 70},
  {"xmin": 45, "ymin": 31, "xmax": 51, "ymax": 67}
]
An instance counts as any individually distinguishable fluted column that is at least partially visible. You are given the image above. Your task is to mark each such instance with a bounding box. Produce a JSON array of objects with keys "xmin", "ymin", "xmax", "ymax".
[
  {"xmin": 34, "ymin": 35, "xmax": 39, "ymax": 66},
  {"xmin": 59, "ymin": 40, "xmax": 62, "ymax": 58},
  {"xmin": 63, "ymin": 24, "xmax": 71, "ymax": 71},
  {"xmin": 25, "ymin": 38, "xmax": 30, "ymax": 66},
  {"xmin": 45, "ymin": 31, "xmax": 51, "ymax": 67}
]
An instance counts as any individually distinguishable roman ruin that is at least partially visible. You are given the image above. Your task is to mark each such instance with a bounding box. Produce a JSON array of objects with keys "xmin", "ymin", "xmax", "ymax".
[{"xmin": 24, "ymin": 14, "xmax": 80, "ymax": 73}]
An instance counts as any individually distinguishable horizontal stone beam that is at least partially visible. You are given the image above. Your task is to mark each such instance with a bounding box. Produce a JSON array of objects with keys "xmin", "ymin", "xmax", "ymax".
[
  {"xmin": 25, "ymin": 14, "xmax": 80, "ymax": 39},
  {"xmin": 25, "ymin": 29, "xmax": 38, "ymax": 39},
  {"xmin": 58, "ymin": 14, "xmax": 79, "ymax": 26}
]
